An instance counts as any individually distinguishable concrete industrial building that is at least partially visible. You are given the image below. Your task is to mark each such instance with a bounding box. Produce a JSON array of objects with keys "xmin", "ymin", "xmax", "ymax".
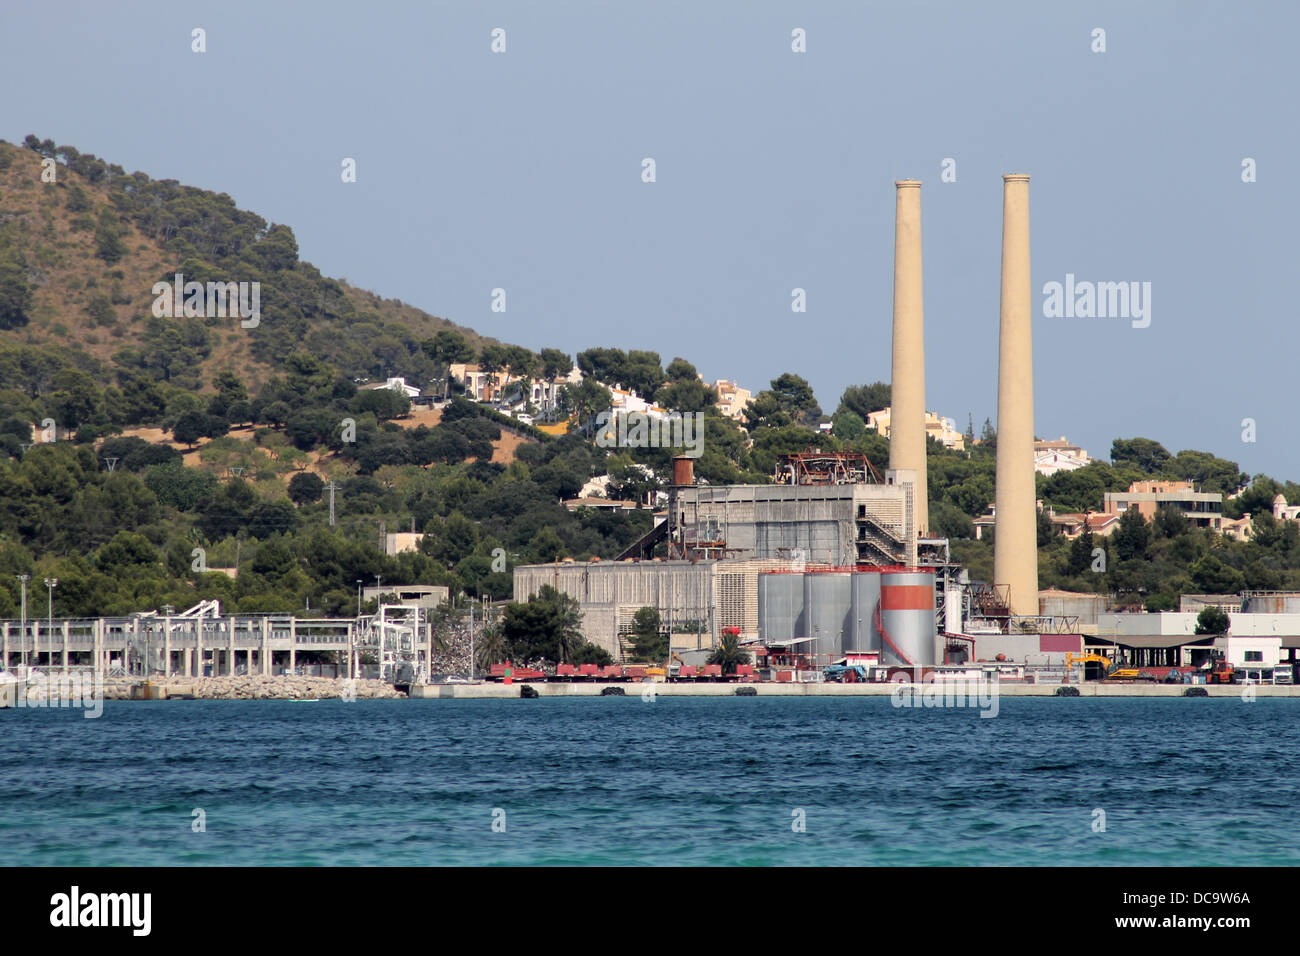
[
  {"xmin": 363, "ymin": 584, "xmax": 449, "ymax": 610},
  {"xmin": 671, "ymin": 471, "xmax": 918, "ymax": 568},
  {"xmin": 514, "ymin": 449, "xmax": 922, "ymax": 658},
  {"xmin": 0, "ymin": 605, "xmax": 445, "ymax": 683},
  {"xmin": 1086, "ymin": 610, "xmax": 1299, "ymax": 672},
  {"xmin": 513, "ymin": 557, "xmax": 804, "ymax": 658},
  {"xmin": 1180, "ymin": 594, "xmax": 1243, "ymax": 614}
]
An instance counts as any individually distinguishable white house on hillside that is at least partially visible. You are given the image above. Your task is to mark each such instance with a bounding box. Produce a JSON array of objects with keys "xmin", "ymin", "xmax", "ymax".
[
  {"xmin": 361, "ymin": 376, "xmax": 421, "ymax": 398},
  {"xmin": 1034, "ymin": 437, "xmax": 1090, "ymax": 476}
]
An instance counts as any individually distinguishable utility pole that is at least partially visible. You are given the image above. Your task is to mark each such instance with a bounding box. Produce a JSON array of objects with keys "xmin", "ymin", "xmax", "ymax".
[
  {"xmin": 16, "ymin": 574, "xmax": 28, "ymax": 669},
  {"xmin": 44, "ymin": 577, "xmax": 58, "ymax": 668},
  {"xmin": 469, "ymin": 599, "xmax": 475, "ymax": 682},
  {"xmin": 379, "ymin": 520, "xmax": 386, "ymax": 554},
  {"xmin": 327, "ymin": 481, "xmax": 338, "ymax": 527}
]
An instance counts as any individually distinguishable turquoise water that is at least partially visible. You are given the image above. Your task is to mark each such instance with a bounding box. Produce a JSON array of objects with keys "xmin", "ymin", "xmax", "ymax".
[{"xmin": 2, "ymin": 697, "xmax": 1297, "ymax": 865}]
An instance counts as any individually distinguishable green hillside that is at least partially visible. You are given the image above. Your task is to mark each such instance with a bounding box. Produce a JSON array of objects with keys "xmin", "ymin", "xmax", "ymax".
[{"xmin": 0, "ymin": 135, "xmax": 494, "ymax": 406}]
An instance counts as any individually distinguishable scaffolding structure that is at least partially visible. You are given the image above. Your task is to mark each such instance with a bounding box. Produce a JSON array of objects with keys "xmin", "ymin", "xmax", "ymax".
[{"xmin": 773, "ymin": 449, "xmax": 881, "ymax": 486}]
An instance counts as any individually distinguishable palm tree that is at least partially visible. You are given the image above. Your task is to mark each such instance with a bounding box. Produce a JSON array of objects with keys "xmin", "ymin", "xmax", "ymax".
[
  {"xmin": 475, "ymin": 621, "xmax": 506, "ymax": 674},
  {"xmin": 706, "ymin": 630, "xmax": 750, "ymax": 675}
]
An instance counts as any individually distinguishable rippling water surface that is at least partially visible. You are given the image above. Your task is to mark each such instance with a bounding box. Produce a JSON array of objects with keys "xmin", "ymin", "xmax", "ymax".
[{"xmin": 2, "ymin": 697, "xmax": 1296, "ymax": 865}]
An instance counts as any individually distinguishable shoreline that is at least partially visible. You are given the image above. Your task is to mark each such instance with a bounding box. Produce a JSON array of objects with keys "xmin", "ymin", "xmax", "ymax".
[
  {"xmin": 99, "ymin": 675, "xmax": 404, "ymax": 701},
  {"xmin": 404, "ymin": 681, "xmax": 1300, "ymax": 698},
  {"xmin": 64, "ymin": 676, "xmax": 1300, "ymax": 700}
]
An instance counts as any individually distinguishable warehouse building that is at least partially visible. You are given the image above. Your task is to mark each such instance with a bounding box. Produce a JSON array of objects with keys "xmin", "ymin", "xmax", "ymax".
[{"xmin": 512, "ymin": 557, "xmax": 803, "ymax": 659}]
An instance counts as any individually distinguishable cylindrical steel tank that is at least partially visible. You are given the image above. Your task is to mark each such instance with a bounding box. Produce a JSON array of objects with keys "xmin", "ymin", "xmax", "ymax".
[
  {"xmin": 944, "ymin": 587, "xmax": 962, "ymax": 635},
  {"xmin": 757, "ymin": 572, "xmax": 804, "ymax": 646},
  {"xmin": 1038, "ymin": 589, "xmax": 1105, "ymax": 626},
  {"xmin": 671, "ymin": 456, "xmax": 695, "ymax": 487},
  {"xmin": 1242, "ymin": 593, "xmax": 1300, "ymax": 614},
  {"xmin": 878, "ymin": 570, "xmax": 936, "ymax": 667},
  {"xmin": 804, "ymin": 571, "xmax": 852, "ymax": 662},
  {"xmin": 848, "ymin": 570, "xmax": 882, "ymax": 652}
]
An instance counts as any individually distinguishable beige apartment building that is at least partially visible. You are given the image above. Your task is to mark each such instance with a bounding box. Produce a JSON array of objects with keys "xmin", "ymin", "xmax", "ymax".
[
  {"xmin": 1103, "ymin": 480, "xmax": 1224, "ymax": 530},
  {"xmin": 866, "ymin": 406, "xmax": 965, "ymax": 452},
  {"xmin": 711, "ymin": 379, "xmax": 753, "ymax": 420}
]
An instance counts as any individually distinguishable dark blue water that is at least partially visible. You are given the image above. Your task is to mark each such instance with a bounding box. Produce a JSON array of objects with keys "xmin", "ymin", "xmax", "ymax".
[{"xmin": 3, "ymin": 698, "xmax": 1297, "ymax": 865}]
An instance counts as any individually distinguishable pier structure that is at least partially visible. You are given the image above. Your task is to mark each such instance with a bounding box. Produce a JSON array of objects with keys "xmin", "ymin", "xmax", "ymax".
[{"xmin": 0, "ymin": 601, "xmax": 435, "ymax": 683}]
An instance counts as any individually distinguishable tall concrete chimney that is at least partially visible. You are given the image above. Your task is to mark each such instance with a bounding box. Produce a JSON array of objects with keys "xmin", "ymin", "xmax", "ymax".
[
  {"xmin": 994, "ymin": 174, "xmax": 1038, "ymax": 617},
  {"xmin": 889, "ymin": 180, "xmax": 927, "ymax": 537}
]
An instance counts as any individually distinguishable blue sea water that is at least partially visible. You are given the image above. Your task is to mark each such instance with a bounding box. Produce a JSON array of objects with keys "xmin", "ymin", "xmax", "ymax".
[{"xmin": 2, "ymin": 697, "xmax": 1297, "ymax": 866}]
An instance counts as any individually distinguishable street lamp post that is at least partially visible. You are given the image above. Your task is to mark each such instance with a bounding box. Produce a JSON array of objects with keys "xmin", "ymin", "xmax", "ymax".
[
  {"xmin": 43, "ymin": 577, "xmax": 57, "ymax": 669},
  {"xmin": 16, "ymin": 574, "xmax": 28, "ymax": 670}
]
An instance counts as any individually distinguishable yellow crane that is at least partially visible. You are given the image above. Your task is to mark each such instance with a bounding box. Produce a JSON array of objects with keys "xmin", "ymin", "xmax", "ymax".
[{"xmin": 1064, "ymin": 653, "xmax": 1144, "ymax": 681}]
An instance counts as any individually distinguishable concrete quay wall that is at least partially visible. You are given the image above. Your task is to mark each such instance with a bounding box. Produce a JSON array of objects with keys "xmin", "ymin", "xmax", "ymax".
[
  {"xmin": 40, "ymin": 679, "xmax": 1290, "ymax": 702},
  {"xmin": 406, "ymin": 681, "xmax": 1300, "ymax": 699}
]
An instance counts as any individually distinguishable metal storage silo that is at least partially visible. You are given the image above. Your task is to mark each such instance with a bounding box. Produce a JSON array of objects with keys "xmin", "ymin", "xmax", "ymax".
[
  {"xmin": 878, "ymin": 570, "xmax": 936, "ymax": 667},
  {"xmin": 848, "ymin": 570, "xmax": 882, "ymax": 652},
  {"xmin": 1242, "ymin": 592, "xmax": 1299, "ymax": 614},
  {"xmin": 804, "ymin": 570, "xmax": 852, "ymax": 662},
  {"xmin": 758, "ymin": 572, "xmax": 804, "ymax": 646},
  {"xmin": 1038, "ymin": 588, "xmax": 1106, "ymax": 627}
]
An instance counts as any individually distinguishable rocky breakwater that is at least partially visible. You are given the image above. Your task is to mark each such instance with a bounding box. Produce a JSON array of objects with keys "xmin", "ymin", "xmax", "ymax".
[{"xmin": 102, "ymin": 676, "xmax": 405, "ymax": 701}]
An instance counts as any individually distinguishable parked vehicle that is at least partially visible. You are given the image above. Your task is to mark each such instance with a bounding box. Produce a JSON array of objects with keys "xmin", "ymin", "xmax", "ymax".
[
  {"xmin": 824, "ymin": 663, "xmax": 869, "ymax": 683},
  {"xmin": 1205, "ymin": 655, "xmax": 1235, "ymax": 685},
  {"xmin": 1064, "ymin": 653, "xmax": 1155, "ymax": 682}
]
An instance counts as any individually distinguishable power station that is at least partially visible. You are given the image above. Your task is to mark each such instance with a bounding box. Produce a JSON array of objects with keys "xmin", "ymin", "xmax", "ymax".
[{"xmin": 514, "ymin": 174, "xmax": 1053, "ymax": 673}]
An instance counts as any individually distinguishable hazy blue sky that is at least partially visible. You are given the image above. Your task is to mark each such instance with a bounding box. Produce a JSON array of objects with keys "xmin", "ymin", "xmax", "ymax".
[{"xmin": 3, "ymin": 2, "xmax": 1297, "ymax": 479}]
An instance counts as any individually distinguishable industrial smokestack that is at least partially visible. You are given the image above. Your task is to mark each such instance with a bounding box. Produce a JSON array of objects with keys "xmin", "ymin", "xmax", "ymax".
[
  {"xmin": 994, "ymin": 174, "xmax": 1038, "ymax": 617},
  {"xmin": 889, "ymin": 179, "xmax": 927, "ymax": 537}
]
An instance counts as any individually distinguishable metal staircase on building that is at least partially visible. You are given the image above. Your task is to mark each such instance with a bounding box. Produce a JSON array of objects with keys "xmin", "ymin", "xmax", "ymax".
[
  {"xmin": 615, "ymin": 520, "xmax": 669, "ymax": 561},
  {"xmin": 616, "ymin": 629, "xmax": 635, "ymax": 663},
  {"xmin": 855, "ymin": 515, "xmax": 906, "ymax": 565}
]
